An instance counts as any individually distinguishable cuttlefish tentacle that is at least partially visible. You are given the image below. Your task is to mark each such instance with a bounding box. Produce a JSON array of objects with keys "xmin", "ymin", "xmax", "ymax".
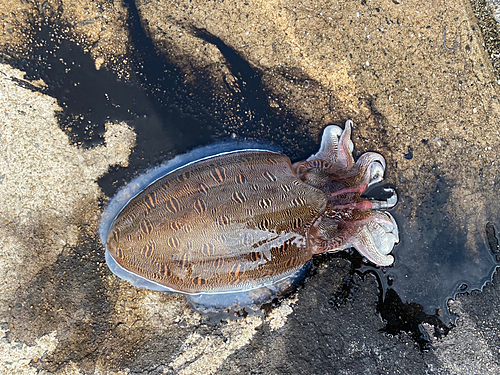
[
  {"xmin": 350, "ymin": 223, "xmax": 395, "ymax": 265},
  {"xmin": 370, "ymin": 188, "xmax": 398, "ymax": 209},
  {"xmin": 337, "ymin": 120, "xmax": 355, "ymax": 169},
  {"xmin": 317, "ymin": 209, "xmax": 399, "ymax": 266},
  {"xmin": 328, "ymin": 154, "xmax": 388, "ymax": 199},
  {"xmin": 355, "ymin": 152, "xmax": 386, "ymax": 188},
  {"xmin": 307, "ymin": 121, "xmax": 355, "ymax": 169},
  {"xmin": 307, "ymin": 125, "xmax": 342, "ymax": 163}
]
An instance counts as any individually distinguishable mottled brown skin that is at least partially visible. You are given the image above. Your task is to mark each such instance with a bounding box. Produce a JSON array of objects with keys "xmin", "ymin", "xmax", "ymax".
[
  {"xmin": 106, "ymin": 121, "xmax": 399, "ymax": 295},
  {"xmin": 107, "ymin": 152, "xmax": 327, "ymax": 293}
]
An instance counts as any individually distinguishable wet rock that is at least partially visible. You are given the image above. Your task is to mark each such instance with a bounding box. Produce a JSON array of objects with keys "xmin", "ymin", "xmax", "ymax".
[
  {"xmin": 135, "ymin": 0, "xmax": 500, "ymax": 326},
  {"xmin": 0, "ymin": 0, "xmax": 131, "ymax": 74},
  {"xmin": 1, "ymin": 0, "xmax": 500, "ymax": 374}
]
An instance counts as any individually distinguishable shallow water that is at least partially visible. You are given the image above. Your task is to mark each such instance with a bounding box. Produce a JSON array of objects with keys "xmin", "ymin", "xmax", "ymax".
[
  {"xmin": 8, "ymin": 4, "xmax": 499, "ymax": 344},
  {"xmin": 364, "ymin": 182, "xmax": 500, "ymax": 329},
  {"xmin": 380, "ymin": 199, "xmax": 499, "ymax": 324}
]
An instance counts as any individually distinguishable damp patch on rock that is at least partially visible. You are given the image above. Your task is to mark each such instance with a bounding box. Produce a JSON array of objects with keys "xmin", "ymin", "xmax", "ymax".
[{"xmin": 363, "ymin": 175, "xmax": 500, "ymax": 335}]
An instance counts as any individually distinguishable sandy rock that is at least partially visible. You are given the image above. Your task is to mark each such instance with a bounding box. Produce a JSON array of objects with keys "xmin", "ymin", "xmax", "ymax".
[{"xmin": 1, "ymin": 0, "xmax": 500, "ymax": 373}]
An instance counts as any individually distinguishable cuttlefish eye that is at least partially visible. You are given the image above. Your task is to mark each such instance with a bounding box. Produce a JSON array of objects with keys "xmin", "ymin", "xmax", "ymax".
[{"xmin": 369, "ymin": 162, "xmax": 385, "ymax": 186}]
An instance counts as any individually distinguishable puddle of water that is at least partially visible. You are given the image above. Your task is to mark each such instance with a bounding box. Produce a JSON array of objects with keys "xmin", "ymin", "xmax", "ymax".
[{"xmin": 363, "ymin": 182, "xmax": 500, "ymax": 336}]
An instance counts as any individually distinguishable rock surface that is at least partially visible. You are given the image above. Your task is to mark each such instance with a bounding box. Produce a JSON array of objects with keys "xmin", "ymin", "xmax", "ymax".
[{"xmin": 1, "ymin": 0, "xmax": 500, "ymax": 374}]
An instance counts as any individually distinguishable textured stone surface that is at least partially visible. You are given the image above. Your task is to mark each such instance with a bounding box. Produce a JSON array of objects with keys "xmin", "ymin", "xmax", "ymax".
[
  {"xmin": 136, "ymin": 0, "xmax": 500, "ymax": 245},
  {"xmin": 0, "ymin": 0, "xmax": 131, "ymax": 74},
  {"xmin": 1, "ymin": 0, "xmax": 500, "ymax": 374}
]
